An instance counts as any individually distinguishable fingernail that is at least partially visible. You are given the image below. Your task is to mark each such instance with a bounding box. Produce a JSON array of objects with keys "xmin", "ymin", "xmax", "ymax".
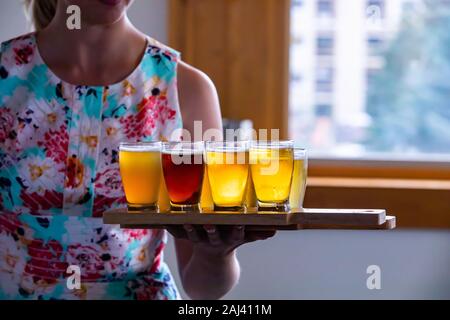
[
  {"xmin": 236, "ymin": 225, "xmax": 244, "ymax": 230},
  {"xmin": 184, "ymin": 225, "xmax": 194, "ymax": 232},
  {"xmin": 205, "ymin": 226, "xmax": 216, "ymax": 233}
]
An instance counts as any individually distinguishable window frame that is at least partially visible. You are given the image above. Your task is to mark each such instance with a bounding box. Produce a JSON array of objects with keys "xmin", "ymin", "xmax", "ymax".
[{"xmin": 308, "ymin": 157, "xmax": 450, "ymax": 180}]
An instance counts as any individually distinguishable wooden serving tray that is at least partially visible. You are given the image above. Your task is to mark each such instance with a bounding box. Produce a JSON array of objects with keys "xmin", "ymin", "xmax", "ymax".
[{"xmin": 103, "ymin": 208, "xmax": 396, "ymax": 230}]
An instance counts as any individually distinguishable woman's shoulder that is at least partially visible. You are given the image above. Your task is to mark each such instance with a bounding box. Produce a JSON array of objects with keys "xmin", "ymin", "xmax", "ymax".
[
  {"xmin": 142, "ymin": 36, "xmax": 215, "ymax": 92},
  {"xmin": 145, "ymin": 37, "xmax": 205, "ymax": 77},
  {"xmin": 145, "ymin": 37, "xmax": 181, "ymax": 64},
  {"xmin": 177, "ymin": 61, "xmax": 216, "ymax": 96}
]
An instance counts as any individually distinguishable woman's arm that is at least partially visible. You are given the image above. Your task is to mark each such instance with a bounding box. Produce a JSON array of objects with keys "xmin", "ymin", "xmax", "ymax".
[
  {"xmin": 175, "ymin": 62, "xmax": 240, "ymax": 300},
  {"xmin": 174, "ymin": 62, "xmax": 275, "ymax": 300}
]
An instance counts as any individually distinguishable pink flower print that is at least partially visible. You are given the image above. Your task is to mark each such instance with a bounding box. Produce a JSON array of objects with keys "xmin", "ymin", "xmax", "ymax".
[
  {"xmin": 66, "ymin": 244, "xmax": 121, "ymax": 282},
  {"xmin": 66, "ymin": 244, "xmax": 104, "ymax": 281},
  {"xmin": 92, "ymin": 167, "xmax": 126, "ymax": 217},
  {"xmin": 13, "ymin": 45, "xmax": 33, "ymax": 65},
  {"xmin": 37, "ymin": 125, "xmax": 69, "ymax": 165},
  {"xmin": 0, "ymin": 107, "xmax": 15, "ymax": 144},
  {"xmin": 119, "ymin": 94, "xmax": 177, "ymax": 140},
  {"xmin": 20, "ymin": 190, "xmax": 63, "ymax": 213},
  {"xmin": 120, "ymin": 96, "xmax": 157, "ymax": 139},
  {"xmin": 92, "ymin": 194, "xmax": 126, "ymax": 218},
  {"xmin": 94, "ymin": 167, "xmax": 123, "ymax": 197},
  {"xmin": 149, "ymin": 242, "xmax": 165, "ymax": 274},
  {"xmin": 25, "ymin": 239, "xmax": 67, "ymax": 284},
  {"xmin": 122, "ymin": 229, "xmax": 149, "ymax": 242}
]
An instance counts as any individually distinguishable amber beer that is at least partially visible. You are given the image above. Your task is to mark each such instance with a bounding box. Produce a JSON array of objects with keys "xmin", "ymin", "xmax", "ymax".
[
  {"xmin": 206, "ymin": 141, "xmax": 249, "ymax": 212},
  {"xmin": 289, "ymin": 148, "xmax": 308, "ymax": 211},
  {"xmin": 119, "ymin": 142, "xmax": 162, "ymax": 212},
  {"xmin": 161, "ymin": 142, "xmax": 205, "ymax": 211},
  {"xmin": 250, "ymin": 141, "xmax": 294, "ymax": 211}
]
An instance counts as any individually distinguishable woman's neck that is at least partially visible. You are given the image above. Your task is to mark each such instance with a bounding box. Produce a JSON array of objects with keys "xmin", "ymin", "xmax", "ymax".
[{"xmin": 36, "ymin": 7, "xmax": 148, "ymax": 86}]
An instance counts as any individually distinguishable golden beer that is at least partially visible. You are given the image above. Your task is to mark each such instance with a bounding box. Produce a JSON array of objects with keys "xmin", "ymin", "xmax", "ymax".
[
  {"xmin": 289, "ymin": 148, "xmax": 308, "ymax": 210},
  {"xmin": 245, "ymin": 170, "xmax": 257, "ymax": 210},
  {"xmin": 119, "ymin": 142, "xmax": 162, "ymax": 211},
  {"xmin": 250, "ymin": 141, "xmax": 294, "ymax": 211},
  {"xmin": 206, "ymin": 142, "xmax": 249, "ymax": 211},
  {"xmin": 200, "ymin": 167, "xmax": 214, "ymax": 211}
]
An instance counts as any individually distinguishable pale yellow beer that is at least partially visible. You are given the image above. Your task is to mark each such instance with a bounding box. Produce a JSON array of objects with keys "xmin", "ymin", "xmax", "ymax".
[
  {"xmin": 289, "ymin": 148, "xmax": 308, "ymax": 210},
  {"xmin": 206, "ymin": 142, "xmax": 249, "ymax": 211},
  {"xmin": 250, "ymin": 141, "xmax": 294, "ymax": 211},
  {"xmin": 119, "ymin": 142, "xmax": 162, "ymax": 211}
]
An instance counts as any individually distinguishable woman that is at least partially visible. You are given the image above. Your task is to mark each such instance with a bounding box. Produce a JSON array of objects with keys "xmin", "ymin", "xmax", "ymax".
[{"xmin": 0, "ymin": 0, "xmax": 275, "ymax": 300}]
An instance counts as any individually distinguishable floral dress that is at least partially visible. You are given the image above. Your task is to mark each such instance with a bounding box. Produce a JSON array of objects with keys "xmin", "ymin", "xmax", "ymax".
[{"xmin": 0, "ymin": 33, "xmax": 183, "ymax": 300}]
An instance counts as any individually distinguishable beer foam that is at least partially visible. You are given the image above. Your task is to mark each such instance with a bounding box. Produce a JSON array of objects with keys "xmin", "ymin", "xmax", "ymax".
[
  {"xmin": 119, "ymin": 144, "xmax": 161, "ymax": 152},
  {"xmin": 162, "ymin": 150, "xmax": 204, "ymax": 156},
  {"xmin": 250, "ymin": 145, "xmax": 292, "ymax": 151},
  {"xmin": 207, "ymin": 146, "xmax": 248, "ymax": 153}
]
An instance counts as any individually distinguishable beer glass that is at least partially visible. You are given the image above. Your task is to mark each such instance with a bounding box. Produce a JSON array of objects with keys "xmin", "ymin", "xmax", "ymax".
[
  {"xmin": 119, "ymin": 142, "xmax": 162, "ymax": 212},
  {"xmin": 161, "ymin": 141, "xmax": 205, "ymax": 212},
  {"xmin": 250, "ymin": 140, "xmax": 294, "ymax": 212},
  {"xmin": 289, "ymin": 148, "xmax": 308, "ymax": 211},
  {"xmin": 205, "ymin": 141, "xmax": 249, "ymax": 212}
]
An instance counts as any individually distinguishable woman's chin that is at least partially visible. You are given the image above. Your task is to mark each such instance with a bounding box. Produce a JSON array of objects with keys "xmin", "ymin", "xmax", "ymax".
[{"xmin": 70, "ymin": 0, "xmax": 129, "ymax": 26}]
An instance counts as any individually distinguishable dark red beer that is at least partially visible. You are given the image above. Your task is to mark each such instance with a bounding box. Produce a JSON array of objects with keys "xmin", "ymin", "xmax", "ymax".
[{"xmin": 162, "ymin": 152, "xmax": 205, "ymax": 208}]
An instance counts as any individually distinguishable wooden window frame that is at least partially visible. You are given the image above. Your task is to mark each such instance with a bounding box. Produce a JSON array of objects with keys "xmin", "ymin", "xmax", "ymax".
[
  {"xmin": 309, "ymin": 157, "xmax": 450, "ymax": 180},
  {"xmin": 306, "ymin": 158, "xmax": 450, "ymax": 229}
]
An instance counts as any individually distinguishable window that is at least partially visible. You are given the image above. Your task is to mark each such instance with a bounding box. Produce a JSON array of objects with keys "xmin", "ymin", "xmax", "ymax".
[
  {"xmin": 317, "ymin": 0, "xmax": 334, "ymax": 17},
  {"xmin": 289, "ymin": 0, "xmax": 450, "ymax": 158},
  {"xmin": 316, "ymin": 35, "xmax": 334, "ymax": 56},
  {"xmin": 316, "ymin": 104, "xmax": 332, "ymax": 117},
  {"xmin": 316, "ymin": 68, "xmax": 333, "ymax": 92},
  {"xmin": 367, "ymin": 35, "xmax": 384, "ymax": 56}
]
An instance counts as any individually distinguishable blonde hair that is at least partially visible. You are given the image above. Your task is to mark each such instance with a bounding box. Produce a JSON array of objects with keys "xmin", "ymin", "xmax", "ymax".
[{"xmin": 23, "ymin": 0, "xmax": 58, "ymax": 31}]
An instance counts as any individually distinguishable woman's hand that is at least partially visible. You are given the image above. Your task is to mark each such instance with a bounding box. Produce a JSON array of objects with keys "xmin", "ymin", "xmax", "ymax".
[
  {"xmin": 166, "ymin": 225, "xmax": 276, "ymax": 257},
  {"xmin": 167, "ymin": 225, "xmax": 276, "ymax": 300}
]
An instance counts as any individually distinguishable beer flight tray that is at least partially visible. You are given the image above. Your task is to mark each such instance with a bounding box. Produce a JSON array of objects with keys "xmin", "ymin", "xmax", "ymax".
[{"xmin": 103, "ymin": 208, "xmax": 396, "ymax": 230}]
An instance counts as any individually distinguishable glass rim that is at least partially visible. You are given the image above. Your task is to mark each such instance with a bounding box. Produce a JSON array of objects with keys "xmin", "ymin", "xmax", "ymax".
[
  {"xmin": 119, "ymin": 141, "xmax": 162, "ymax": 152},
  {"xmin": 205, "ymin": 140, "xmax": 250, "ymax": 152},
  {"xmin": 161, "ymin": 141, "xmax": 205, "ymax": 154},
  {"xmin": 250, "ymin": 140, "xmax": 294, "ymax": 149},
  {"xmin": 293, "ymin": 147, "xmax": 308, "ymax": 159},
  {"xmin": 162, "ymin": 141, "xmax": 205, "ymax": 147}
]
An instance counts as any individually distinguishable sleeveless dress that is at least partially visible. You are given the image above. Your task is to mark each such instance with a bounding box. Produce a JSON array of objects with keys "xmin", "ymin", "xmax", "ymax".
[{"xmin": 0, "ymin": 33, "xmax": 183, "ymax": 300}]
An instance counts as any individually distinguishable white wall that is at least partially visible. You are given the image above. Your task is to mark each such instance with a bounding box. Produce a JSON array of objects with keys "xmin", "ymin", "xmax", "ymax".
[
  {"xmin": 0, "ymin": 1, "xmax": 29, "ymax": 41},
  {"xmin": 128, "ymin": 0, "xmax": 167, "ymax": 42},
  {"xmin": 0, "ymin": 0, "xmax": 167, "ymax": 43},
  {"xmin": 1, "ymin": 0, "xmax": 449, "ymax": 300},
  {"xmin": 165, "ymin": 229, "xmax": 450, "ymax": 300}
]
